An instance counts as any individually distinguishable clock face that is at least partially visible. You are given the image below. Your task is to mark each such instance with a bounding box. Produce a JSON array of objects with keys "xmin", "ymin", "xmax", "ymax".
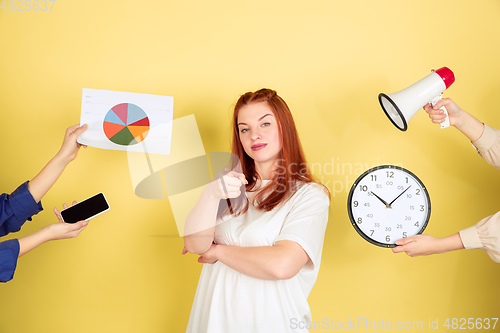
[{"xmin": 347, "ymin": 165, "xmax": 431, "ymax": 248}]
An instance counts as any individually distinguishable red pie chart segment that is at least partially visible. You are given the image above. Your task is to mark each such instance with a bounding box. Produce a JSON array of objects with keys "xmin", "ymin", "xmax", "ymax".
[{"xmin": 129, "ymin": 117, "xmax": 150, "ymax": 127}]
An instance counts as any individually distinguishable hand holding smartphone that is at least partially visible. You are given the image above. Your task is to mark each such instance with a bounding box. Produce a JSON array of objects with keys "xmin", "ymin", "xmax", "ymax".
[{"xmin": 60, "ymin": 193, "xmax": 110, "ymax": 223}]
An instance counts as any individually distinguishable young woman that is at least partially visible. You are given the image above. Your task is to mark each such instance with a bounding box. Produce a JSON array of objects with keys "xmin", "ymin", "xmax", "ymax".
[
  {"xmin": 183, "ymin": 89, "xmax": 330, "ymax": 332},
  {"xmin": 393, "ymin": 98, "xmax": 500, "ymax": 263}
]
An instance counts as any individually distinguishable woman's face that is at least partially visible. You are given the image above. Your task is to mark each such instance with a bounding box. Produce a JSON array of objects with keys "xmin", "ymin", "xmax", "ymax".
[{"xmin": 237, "ymin": 101, "xmax": 281, "ymax": 170}]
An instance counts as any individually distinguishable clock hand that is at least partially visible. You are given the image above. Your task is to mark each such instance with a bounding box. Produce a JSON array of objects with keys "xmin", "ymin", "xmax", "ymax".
[
  {"xmin": 370, "ymin": 191, "xmax": 390, "ymax": 208},
  {"xmin": 388, "ymin": 185, "xmax": 412, "ymax": 207}
]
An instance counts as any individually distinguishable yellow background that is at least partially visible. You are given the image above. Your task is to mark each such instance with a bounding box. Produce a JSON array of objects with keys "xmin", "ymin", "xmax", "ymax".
[{"xmin": 1, "ymin": 0, "xmax": 499, "ymax": 332}]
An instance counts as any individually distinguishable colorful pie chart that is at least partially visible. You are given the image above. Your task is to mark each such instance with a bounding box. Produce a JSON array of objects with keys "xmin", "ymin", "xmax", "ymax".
[{"xmin": 103, "ymin": 103, "xmax": 150, "ymax": 146}]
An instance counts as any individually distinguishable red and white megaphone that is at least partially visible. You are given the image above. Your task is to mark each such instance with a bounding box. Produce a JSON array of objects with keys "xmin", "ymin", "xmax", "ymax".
[{"xmin": 379, "ymin": 67, "xmax": 455, "ymax": 131}]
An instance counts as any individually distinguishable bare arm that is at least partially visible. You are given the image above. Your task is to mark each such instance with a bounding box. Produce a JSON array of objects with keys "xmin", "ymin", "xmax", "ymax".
[
  {"xmin": 392, "ymin": 233, "xmax": 464, "ymax": 257},
  {"xmin": 182, "ymin": 187, "xmax": 221, "ymax": 254},
  {"xmin": 28, "ymin": 124, "xmax": 87, "ymax": 203},
  {"xmin": 183, "ymin": 171, "xmax": 247, "ymax": 254},
  {"xmin": 424, "ymin": 98, "xmax": 484, "ymax": 142},
  {"xmin": 18, "ymin": 204, "xmax": 88, "ymax": 257},
  {"xmin": 453, "ymin": 111, "xmax": 485, "ymax": 142},
  {"xmin": 196, "ymin": 240, "xmax": 310, "ymax": 280}
]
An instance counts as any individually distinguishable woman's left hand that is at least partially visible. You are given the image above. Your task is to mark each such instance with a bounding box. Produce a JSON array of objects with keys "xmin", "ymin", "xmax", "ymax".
[
  {"xmin": 183, "ymin": 244, "xmax": 219, "ymax": 264},
  {"xmin": 49, "ymin": 201, "xmax": 89, "ymax": 240},
  {"xmin": 197, "ymin": 244, "xmax": 218, "ymax": 264},
  {"xmin": 56, "ymin": 124, "xmax": 88, "ymax": 163}
]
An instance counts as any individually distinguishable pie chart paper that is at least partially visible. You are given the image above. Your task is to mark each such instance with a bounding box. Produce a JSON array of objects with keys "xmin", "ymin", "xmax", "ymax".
[{"xmin": 78, "ymin": 88, "xmax": 173, "ymax": 155}]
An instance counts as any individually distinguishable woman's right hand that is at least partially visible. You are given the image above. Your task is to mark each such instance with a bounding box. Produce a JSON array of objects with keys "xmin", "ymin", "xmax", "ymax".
[
  {"xmin": 209, "ymin": 170, "xmax": 247, "ymax": 200},
  {"xmin": 423, "ymin": 98, "xmax": 464, "ymax": 127}
]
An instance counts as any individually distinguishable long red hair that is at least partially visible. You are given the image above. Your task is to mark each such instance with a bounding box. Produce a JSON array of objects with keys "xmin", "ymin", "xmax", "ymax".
[{"xmin": 217, "ymin": 88, "xmax": 329, "ymax": 219}]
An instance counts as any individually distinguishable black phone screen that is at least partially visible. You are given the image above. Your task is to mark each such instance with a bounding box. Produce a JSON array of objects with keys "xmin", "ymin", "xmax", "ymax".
[{"xmin": 60, "ymin": 193, "xmax": 109, "ymax": 223}]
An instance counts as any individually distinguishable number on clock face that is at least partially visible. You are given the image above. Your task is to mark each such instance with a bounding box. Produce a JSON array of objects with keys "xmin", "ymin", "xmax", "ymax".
[{"xmin": 347, "ymin": 165, "xmax": 431, "ymax": 248}]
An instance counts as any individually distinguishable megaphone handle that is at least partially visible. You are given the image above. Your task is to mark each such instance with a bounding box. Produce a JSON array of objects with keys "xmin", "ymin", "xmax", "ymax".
[{"xmin": 430, "ymin": 94, "xmax": 450, "ymax": 129}]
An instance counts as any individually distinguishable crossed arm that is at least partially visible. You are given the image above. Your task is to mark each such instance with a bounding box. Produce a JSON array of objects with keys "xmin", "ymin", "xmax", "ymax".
[
  {"xmin": 183, "ymin": 171, "xmax": 319, "ymax": 280},
  {"xmin": 184, "ymin": 239, "xmax": 310, "ymax": 280}
]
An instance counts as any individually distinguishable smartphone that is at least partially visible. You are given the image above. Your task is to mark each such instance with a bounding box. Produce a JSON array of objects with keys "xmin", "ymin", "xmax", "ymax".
[{"xmin": 60, "ymin": 193, "xmax": 110, "ymax": 223}]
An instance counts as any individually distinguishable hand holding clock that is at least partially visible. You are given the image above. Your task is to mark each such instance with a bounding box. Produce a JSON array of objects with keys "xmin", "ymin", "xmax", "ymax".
[{"xmin": 392, "ymin": 233, "xmax": 464, "ymax": 257}]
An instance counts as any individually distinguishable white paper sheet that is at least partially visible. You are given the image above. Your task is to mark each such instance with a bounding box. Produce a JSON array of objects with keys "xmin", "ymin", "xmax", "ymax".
[{"xmin": 78, "ymin": 88, "xmax": 173, "ymax": 155}]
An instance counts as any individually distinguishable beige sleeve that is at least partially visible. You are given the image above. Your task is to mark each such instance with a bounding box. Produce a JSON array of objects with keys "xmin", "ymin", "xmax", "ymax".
[
  {"xmin": 459, "ymin": 211, "xmax": 500, "ymax": 263},
  {"xmin": 471, "ymin": 124, "xmax": 500, "ymax": 169}
]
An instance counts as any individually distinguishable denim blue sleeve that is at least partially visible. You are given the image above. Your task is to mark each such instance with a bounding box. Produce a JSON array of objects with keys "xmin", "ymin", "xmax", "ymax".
[
  {"xmin": 0, "ymin": 239, "xmax": 20, "ymax": 282},
  {"xmin": 0, "ymin": 181, "xmax": 43, "ymax": 237}
]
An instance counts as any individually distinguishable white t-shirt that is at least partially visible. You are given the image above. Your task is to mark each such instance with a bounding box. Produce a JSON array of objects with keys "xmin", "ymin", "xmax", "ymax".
[{"xmin": 186, "ymin": 181, "xmax": 330, "ymax": 333}]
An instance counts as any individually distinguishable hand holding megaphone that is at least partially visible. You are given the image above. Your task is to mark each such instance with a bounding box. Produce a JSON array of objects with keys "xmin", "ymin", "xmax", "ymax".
[
  {"xmin": 379, "ymin": 67, "xmax": 455, "ymax": 131},
  {"xmin": 423, "ymin": 98, "xmax": 463, "ymax": 128},
  {"xmin": 429, "ymin": 93, "xmax": 450, "ymax": 129}
]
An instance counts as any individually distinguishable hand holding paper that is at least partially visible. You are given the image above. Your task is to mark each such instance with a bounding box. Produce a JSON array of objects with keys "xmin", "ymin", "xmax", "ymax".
[{"xmin": 78, "ymin": 88, "xmax": 173, "ymax": 155}]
